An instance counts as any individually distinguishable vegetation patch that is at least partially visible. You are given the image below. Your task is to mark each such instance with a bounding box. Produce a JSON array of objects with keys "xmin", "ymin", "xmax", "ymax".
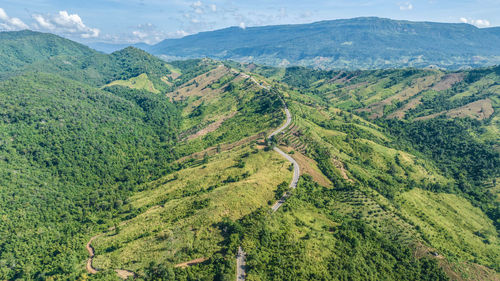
[
  {"xmin": 398, "ymin": 188, "xmax": 499, "ymax": 271},
  {"xmin": 106, "ymin": 73, "xmax": 160, "ymax": 93},
  {"xmin": 91, "ymin": 145, "xmax": 292, "ymax": 275}
]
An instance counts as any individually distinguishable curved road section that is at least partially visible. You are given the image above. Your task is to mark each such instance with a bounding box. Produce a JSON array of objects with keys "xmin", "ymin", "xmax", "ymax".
[
  {"xmin": 268, "ymin": 106, "xmax": 300, "ymax": 212},
  {"xmin": 237, "ymin": 77, "xmax": 300, "ymax": 281}
]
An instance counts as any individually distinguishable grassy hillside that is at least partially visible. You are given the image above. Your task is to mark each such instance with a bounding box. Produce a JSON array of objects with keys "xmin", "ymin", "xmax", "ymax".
[
  {"xmin": 91, "ymin": 143, "xmax": 291, "ymax": 278},
  {"xmin": 278, "ymin": 65, "xmax": 500, "ymax": 122},
  {"xmin": 0, "ymin": 42, "xmax": 285, "ymax": 279},
  {"xmin": 105, "ymin": 73, "xmax": 160, "ymax": 94},
  {"xmin": 266, "ymin": 67, "xmax": 500, "ymax": 279},
  {"xmin": 87, "ymin": 63, "xmax": 499, "ymax": 280},
  {"xmin": 238, "ymin": 177, "xmax": 449, "ymax": 281}
]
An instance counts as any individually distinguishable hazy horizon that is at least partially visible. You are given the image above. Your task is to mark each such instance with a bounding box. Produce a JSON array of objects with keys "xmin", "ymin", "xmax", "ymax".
[{"xmin": 1, "ymin": 0, "xmax": 499, "ymax": 45}]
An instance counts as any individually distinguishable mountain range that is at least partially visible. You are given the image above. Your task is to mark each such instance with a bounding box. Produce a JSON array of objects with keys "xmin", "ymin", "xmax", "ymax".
[{"xmin": 90, "ymin": 17, "xmax": 500, "ymax": 70}]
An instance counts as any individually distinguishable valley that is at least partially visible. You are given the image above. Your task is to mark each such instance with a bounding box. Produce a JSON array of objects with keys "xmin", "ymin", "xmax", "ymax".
[{"xmin": 0, "ymin": 30, "xmax": 498, "ymax": 281}]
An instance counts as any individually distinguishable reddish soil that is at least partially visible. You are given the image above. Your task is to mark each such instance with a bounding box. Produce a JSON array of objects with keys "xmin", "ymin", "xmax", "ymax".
[{"xmin": 174, "ymin": 258, "xmax": 208, "ymax": 268}]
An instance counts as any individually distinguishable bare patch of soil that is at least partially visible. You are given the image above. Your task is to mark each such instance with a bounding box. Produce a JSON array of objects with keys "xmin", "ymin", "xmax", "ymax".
[
  {"xmin": 174, "ymin": 258, "xmax": 208, "ymax": 268},
  {"xmin": 431, "ymin": 73, "xmax": 464, "ymax": 91},
  {"xmin": 332, "ymin": 158, "xmax": 353, "ymax": 182},
  {"xmin": 186, "ymin": 112, "xmax": 237, "ymax": 140},
  {"xmin": 279, "ymin": 146, "xmax": 331, "ymax": 187},
  {"xmin": 115, "ymin": 269, "xmax": 135, "ymax": 280}
]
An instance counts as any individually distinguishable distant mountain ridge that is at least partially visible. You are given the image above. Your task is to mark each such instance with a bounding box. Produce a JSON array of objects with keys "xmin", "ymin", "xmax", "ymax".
[{"xmin": 145, "ymin": 17, "xmax": 500, "ymax": 69}]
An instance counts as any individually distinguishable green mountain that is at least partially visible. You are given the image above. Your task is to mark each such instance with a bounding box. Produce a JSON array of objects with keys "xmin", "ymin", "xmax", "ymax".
[
  {"xmin": 148, "ymin": 17, "xmax": 500, "ymax": 70},
  {"xmin": 0, "ymin": 31, "xmax": 175, "ymax": 92},
  {"xmin": 0, "ymin": 30, "xmax": 96, "ymax": 73},
  {"xmin": 0, "ymin": 31, "xmax": 498, "ymax": 281}
]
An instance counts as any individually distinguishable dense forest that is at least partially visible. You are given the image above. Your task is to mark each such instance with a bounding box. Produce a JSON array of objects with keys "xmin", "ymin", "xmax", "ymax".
[{"xmin": 0, "ymin": 73, "xmax": 181, "ymax": 279}]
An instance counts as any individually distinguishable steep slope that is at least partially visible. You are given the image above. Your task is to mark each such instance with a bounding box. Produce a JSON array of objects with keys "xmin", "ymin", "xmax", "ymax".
[
  {"xmin": 259, "ymin": 76, "xmax": 500, "ymax": 280},
  {"xmin": 87, "ymin": 64, "xmax": 499, "ymax": 280},
  {"xmin": 149, "ymin": 17, "xmax": 500, "ymax": 69},
  {"xmin": 0, "ymin": 52, "xmax": 285, "ymax": 279},
  {"xmin": 0, "ymin": 73, "xmax": 181, "ymax": 280}
]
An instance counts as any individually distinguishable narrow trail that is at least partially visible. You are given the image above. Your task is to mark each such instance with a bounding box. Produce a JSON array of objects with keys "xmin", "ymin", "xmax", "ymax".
[
  {"xmin": 85, "ymin": 227, "xmax": 135, "ymax": 279},
  {"xmin": 86, "ymin": 234, "xmax": 101, "ymax": 274},
  {"xmin": 236, "ymin": 76, "xmax": 300, "ymax": 280}
]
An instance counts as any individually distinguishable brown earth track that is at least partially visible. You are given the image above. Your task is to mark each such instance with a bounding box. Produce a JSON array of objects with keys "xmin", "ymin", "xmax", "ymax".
[
  {"xmin": 86, "ymin": 226, "xmax": 137, "ymax": 279},
  {"xmin": 86, "ymin": 234, "xmax": 101, "ymax": 274}
]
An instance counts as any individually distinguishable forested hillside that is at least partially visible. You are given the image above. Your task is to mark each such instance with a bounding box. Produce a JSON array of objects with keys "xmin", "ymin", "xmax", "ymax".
[
  {"xmin": 0, "ymin": 73, "xmax": 182, "ymax": 279},
  {"xmin": 0, "ymin": 30, "xmax": 498, "ymax": 281}
]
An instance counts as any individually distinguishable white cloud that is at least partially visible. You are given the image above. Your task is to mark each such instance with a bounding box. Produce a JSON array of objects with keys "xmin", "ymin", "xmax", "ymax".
[
  {"xmin": 210, "ymin": 4, "xmax": 217, "ymax": 12},
  {"xmin": 32, "ymin": 11, "xmax": 100, "ymax": 38},
  {"xmin": 176, "ymin": 30, "xmax": 189, "ymax": 37},
  {"xmin": 239, "ymin": 22, "xmax": 246, "ymax": 29},
  {"xmin": 0, "ymin": 8, "xmax": 7, "ymax": 20},
  {"xmin": 130, "ymin": 23, "xmax": 188, "ymax": 44},
  {"xmin": 32, "ymin": 14, "xmax": 53, "ymax": 29},
  {"xmin": 0, "ymin": 8, "xmax": 29, "ymax": 31},
  {"xmin": 399, "ymin": 2, "xmax": 413, "ymax": 11},
  {"xmin": 191, "ymin": 1, "xmax": 202, "ymax": 8},
  {"xmin": 132, "ymin": 30, "xmax": 147, "ymax": 39},
  {"xmin": 460, "ymin": 17, "xmax": 491, "ymax": 28}
]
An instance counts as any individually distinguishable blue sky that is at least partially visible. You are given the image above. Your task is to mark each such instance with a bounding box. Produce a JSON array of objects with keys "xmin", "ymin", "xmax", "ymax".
[{"xmin": 1, "ymin": 0, "xmax": 499, "ymax": 44}]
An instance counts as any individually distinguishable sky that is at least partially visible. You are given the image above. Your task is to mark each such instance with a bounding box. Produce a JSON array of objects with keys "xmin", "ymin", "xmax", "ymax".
[{"xmin": 1, "ymin": 0, "xmax": 499, "ymax": 44}]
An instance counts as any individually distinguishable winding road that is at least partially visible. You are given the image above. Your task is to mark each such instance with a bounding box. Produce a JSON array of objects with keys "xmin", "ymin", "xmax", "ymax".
[
  {"xmin": 85, "ymin": 72, "xmax": 299, "ymax": 281},
  {"xmin": 268, "ymin": 106, "xmax": 300, "ymax": 212},
  {"xmin": 237, "ymin": 76, "xmax": 300, "ymax": 280}
]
